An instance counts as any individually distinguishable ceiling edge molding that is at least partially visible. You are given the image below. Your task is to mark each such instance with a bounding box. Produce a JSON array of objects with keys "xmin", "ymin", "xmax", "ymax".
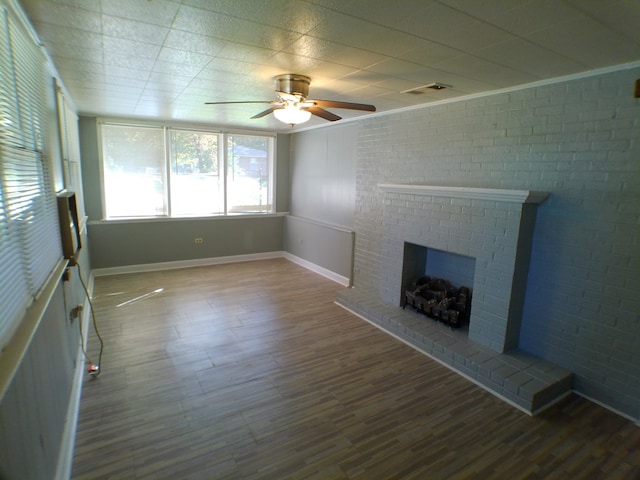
[{"xmin": 295, "ymin": 60, "xmax": 640, "ymax": 133}]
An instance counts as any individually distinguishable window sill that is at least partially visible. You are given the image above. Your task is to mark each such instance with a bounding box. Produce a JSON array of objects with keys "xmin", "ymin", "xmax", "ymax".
[{"xmin": 88, "ymin": 212, "xmax": 290, "ymax": 226}]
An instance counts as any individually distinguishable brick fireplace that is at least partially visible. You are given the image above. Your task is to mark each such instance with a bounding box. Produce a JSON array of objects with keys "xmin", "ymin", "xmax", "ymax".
[
  {"xmin": 378, "ymin": 184, "xmax": 548, "ymax": 352},
  {"xmin": 337, "ymin": 184, "xmax": 573, "ymax": 414}
]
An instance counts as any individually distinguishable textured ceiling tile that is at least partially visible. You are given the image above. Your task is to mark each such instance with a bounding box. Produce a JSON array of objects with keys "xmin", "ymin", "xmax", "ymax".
[
  {"xmin": 525, "ymin": 17, "xmax": 640, "ymax": 68},
  {"xmin": 151, "ymin": 60, "xmax": 205, "ymax": 78},
  {"xmin": 402, "ymin": 2, "xmax": 511, "ymax": 51},
  {"xmin": 33, "ymin": 0, "xmax": 102, "ymax": 11},
  {"xmin": 183, "ymin": 0, "xmax": 329, "ymax": 33},
  {"xmin": 306, "ymin": 63, "xmax": 363, "ymax": 82},
  {"xmin": 267, "ymin": 51, "xmax": 332, "ymax": 76},
  {"xmin": 196, "ymin": 57, "xmax": 258, "ymax": 76},
  {"xmin": 101, "ymin": 75, "xmax": 147, "ymax": 89},
  {"xmin": 99, "ymin": 84, "xmax": 144, "ymax": 98},
  {"xmin": 163, "ymin": 30, "xmax": 227, "ymax": 57},
  {"xmin": 56, "ymin": 70, "xmax": 104, "ymax": 85},
  {"xmin": 375, "ymin": 87, "xmax": 461, "ymax": 108},
  {"xmin": 103, "ymin": 52, "xmax": 155, "ymax": 71},
  {"xmin": 475, "ymin": 38, "xmax": 587, "ymax": 79},
  {"xmin": 434, "ymin": 54, "xmax": 537, "ymax": 88},
  {"xmin": 147, "ymin": 69, "xmax": 195, "ymax": 87},
  {"xmin": 568, "ymin": 0, "xmax": 640, "ymax": 43},
  {"xmin": 156, "ymin": 47, "xmax": 213, "ymax": 67},
  {"xmin": 141, "ymin": 85, "xmax": 184, "ymax": 100},
  {"xmin": 367, "ymin": 76, "xmax": 436, "ymax": 94},
  {"xmin": 341, "ymin": 83, "xmax": 397, "ymax": 102},
  {"xmin": 101, "ymin": 0, "xmax": 180, "ymax": 26},
  {"xmin": 396, "ymin": 39, "xmax": 464, "ymax": 67},
  {"xmin": 46, "ymin": 41, "xmax": 99, "ymax": 63},
  {"xmin": 362, "ymin": 58, "xmax": 451, "ymax": 85},
  {"xmin": 20, "ymin": 2, "xmax": 101, "ymax": 32},
  {"xmin": 283, "ymin": 36, "xmax": 389, "ymax": 69},
  {"xmin": 308, "ymin": 13, "xmax": 415, "ymax": 57},
  {"xmin": 18, "ymin": 0, "xmax": 640, "ymax": 130},
  {"xmin": 189, "ymin": 71, "xmax": 251, "ymax": 89},
  {"xmin": 51, "ymin": 57, "xmax": 104, "ymax": 75},
  {"xmin": 316, "ymin": 76, "xmax": 377, "ymax": 98},
  {"xmin": 102, "ymin": 64, "xmax": 151, "ymax": 81},
  {"xmin": 101, "ymin": 14, "xmax": 169, "ymax": 45},
  {"xmin": 74, "ymin": 85, "xmax": 140, "ymax": 101},
  {"xmin": 215, "ymin": 43, "xmax": 277, "ymax": 64},
  {"xmin": 102, "ymin": 37, "xmax": 162, "ymax": 60},
  {"xmin": 173, "ymin": 5, "xmax": 302, "ymax": 51},
  {"xmin": 439, "ymin": 0, "xmax": 578, "ymax": 35},
  {"xmin": 315, "ymin": 0, "xmax": 439, "ymax": 28},
  {"xmin": 31, "ymin": 22, "xmax": 103, "ymax": 49}
]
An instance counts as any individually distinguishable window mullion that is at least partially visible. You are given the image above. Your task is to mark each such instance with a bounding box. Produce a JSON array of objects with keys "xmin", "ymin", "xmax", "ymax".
[
  {"xmin": 222, "ymin": 132, "xmax": 228, "ymax": 215},
  {"xmin": 164, "ymin": 127, "xmax": 171, "ymax": 217}
]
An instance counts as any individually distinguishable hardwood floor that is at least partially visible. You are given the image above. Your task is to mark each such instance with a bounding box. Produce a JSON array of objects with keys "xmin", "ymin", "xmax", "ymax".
[{"xmin": 72, "ymin": 259, "xmax": 640, "ymax": 479}]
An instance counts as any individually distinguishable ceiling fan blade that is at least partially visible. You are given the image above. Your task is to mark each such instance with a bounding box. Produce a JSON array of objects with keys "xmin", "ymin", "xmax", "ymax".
[
  {"xmin": 309, "ymin": 99, "xmax": 376, "ymax": 112},
  {"xmin": 204, "ymin": 100, "xmax": 275, "ymax": 105},
  {"xmin": 306, "ymin": 106, "xmax": 341, "ymax": 122},
  {"xmin": 251, "ymin": 106, "xmax": 283, "ymax": 119}
]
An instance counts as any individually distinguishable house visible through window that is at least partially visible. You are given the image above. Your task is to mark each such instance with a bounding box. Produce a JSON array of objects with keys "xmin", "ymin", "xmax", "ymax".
[{"xmin": 100, "ymin": 122, "xmax": 274, "ymax": 219}]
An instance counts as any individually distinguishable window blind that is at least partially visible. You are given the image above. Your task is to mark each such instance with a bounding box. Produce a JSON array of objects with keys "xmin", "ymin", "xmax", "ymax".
[{"xmin": 0, "ymin": 5, "xmax": 62, "ymax": 350}]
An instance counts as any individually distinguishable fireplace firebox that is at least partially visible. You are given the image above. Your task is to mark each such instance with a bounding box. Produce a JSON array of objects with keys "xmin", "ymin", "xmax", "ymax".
[{"xmin": 403, "ymin": 275, "xmax": 472, "ymax": 328}]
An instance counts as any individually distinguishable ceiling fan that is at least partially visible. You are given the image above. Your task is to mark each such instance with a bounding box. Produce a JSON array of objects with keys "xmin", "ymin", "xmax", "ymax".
[{"xmin": 205, "ymin": 74, "xmax": 376, "ymax": 126}]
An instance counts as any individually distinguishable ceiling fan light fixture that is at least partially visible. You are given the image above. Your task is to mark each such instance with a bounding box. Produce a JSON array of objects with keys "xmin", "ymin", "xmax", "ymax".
[{"xmin": 273, "ymin": 105, "xmax": 311, "ymax": 125}]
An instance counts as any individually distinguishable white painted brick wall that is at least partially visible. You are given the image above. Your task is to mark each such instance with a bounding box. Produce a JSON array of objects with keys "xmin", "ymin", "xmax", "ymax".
[{"xmin": 352, "ymin": 66, "xmax": 640, "ymax": 420}]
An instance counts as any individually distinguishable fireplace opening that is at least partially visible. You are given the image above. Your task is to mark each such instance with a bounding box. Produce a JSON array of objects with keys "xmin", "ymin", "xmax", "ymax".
[
  {"xmin": 403, "ymin": 275, "xmax": 472, "ymax": 328},
  {"xmin": 400, "ymin": 243, "xmax": 476, "ymax": 329}
]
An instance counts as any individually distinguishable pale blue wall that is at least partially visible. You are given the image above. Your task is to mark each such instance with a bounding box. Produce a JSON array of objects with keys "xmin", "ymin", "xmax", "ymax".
[
  {"xmin": 290, "ymin": 67, "xmax": 639, "ymax": 420},
  {"xmin": 0, "ymin": 229, "xmax": 91, "ymax": 480},
  {"xmin": 285, "ymin": 123, "xmax": 357, "ymax": 280},
  {"xmin": 290, "ymin": 123, "xmax": 357, "ymax": 228},
  {"xmin": 346, "ymin": 67, "xmax": 640, "ymax": 419}
]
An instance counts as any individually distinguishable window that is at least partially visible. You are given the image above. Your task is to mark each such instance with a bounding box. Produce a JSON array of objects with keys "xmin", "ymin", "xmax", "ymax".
[
  {"xmin": 56, "ymin": 84, "xmax": 86, "ymax": 220},
  {"xmin": 101, "ymin": 124, "xmax": 166, "ymax": 217},
  {"xmin": 170, "ymin": 129, "xmax": 222, "ymax": 216},
  {"xmin": 227, "ymin": 134, "xmax": 273, "ymax": 214},
  {"xmin": 0, "ymin": 5, "xmax": 62, "ymax": 349},
  {"xmin": 100, "ymin": 123, "xmax": 274, "ymax": 218}
]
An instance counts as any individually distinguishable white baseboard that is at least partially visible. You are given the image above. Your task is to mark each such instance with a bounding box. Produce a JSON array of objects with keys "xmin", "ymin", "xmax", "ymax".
[
  {"xmin": 572, "ymin": 390, "xmax": 639, "ymax": 426},
  {"xmin": 55, "ymin": 275, "xmax": 93, "ymax": 480},
  {"xmin": 92, "ymin": 251, "xmax": 285, "ymax": 277},
  {"xmin": 284, "ymin": 253, "xmax": 350, "ymax": 287},
  {"xmin": 92, "ymin": 251, "xmax": 351, "ymax": 288}
]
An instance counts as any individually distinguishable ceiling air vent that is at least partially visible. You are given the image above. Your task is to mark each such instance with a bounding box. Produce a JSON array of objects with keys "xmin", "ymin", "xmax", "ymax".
[{"xmin": 401, "ymin": 82, "xmax": 451, "ymax": 95}]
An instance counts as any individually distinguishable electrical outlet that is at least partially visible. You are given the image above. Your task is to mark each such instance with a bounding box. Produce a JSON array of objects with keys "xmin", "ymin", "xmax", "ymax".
[{"xmin": 194, "ymin": 237, "xmax": 204, "ymax": 244}]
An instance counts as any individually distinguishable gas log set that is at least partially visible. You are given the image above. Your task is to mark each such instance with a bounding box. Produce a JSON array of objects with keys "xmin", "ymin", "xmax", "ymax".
[{"xmin": 403, "ymin": 276, "xmax": 472, "ymax": 328}]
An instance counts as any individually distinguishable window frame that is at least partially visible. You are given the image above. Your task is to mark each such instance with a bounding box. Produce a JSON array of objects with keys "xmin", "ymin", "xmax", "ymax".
[
  {"xmin": 0, "ymin": 3, "xmax": 63, "ymax": 353},
  {"xmin": 97, "ymin": 119, "xmax": 277, "ymax": 220}
]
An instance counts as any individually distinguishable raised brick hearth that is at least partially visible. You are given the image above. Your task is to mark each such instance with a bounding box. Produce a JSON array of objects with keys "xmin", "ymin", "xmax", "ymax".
[
  {"xmin": 338, "ymin": 184, "xmax": 573, "ymax": 414},
  {"xmin": 336, "ymin": 289, "xmax": 572, "ymax": 414}
]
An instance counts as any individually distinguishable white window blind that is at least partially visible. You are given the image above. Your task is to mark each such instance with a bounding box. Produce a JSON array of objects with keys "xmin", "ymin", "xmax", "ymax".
[{"xmin": 0, "ymin": 5, "xmax": 62, "ymax": 350}]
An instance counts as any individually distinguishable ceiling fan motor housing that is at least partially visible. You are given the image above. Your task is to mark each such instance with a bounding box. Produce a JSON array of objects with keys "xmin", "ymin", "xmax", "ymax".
[{"xmin": 274, "ymin": 74, "xmax": 310, "ymax": 99}]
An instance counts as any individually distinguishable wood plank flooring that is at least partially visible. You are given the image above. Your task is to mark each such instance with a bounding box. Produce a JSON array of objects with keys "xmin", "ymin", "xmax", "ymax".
[{"xmin": 72, "ymin": 259, "xmax": 640, "ymax": 479}]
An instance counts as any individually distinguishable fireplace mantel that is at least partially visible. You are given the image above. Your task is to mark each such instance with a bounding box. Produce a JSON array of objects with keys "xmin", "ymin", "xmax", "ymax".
[{"xmin": 378, "ymin": 184, "xmax": 549, "ymax": 205}]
